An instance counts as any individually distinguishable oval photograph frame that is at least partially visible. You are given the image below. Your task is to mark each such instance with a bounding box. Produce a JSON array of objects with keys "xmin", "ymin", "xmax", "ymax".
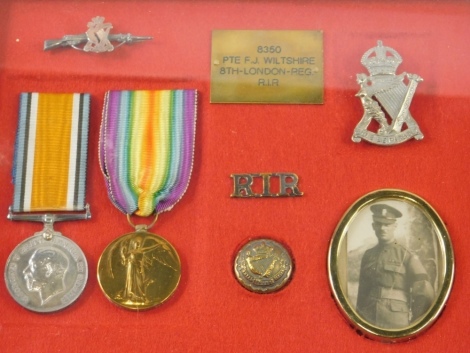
[{"xmin": 328, "ymin": 189, "xmax": 454, "ymax": 342}]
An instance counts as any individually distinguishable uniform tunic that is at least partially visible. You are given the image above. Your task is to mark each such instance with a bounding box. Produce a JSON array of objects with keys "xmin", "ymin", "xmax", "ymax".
[{"xmin": 356, "ymin": 242, "xmax": 433, "ymax": 329}]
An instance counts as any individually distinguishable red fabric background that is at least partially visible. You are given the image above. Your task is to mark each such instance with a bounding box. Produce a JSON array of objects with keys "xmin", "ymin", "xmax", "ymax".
[{"xmin": 0, "ymin": 1, "xmax": 468, "ymax": 352}]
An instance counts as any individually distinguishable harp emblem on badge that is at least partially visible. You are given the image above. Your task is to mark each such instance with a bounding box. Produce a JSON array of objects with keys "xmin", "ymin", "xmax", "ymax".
[
  {"xmin": 246, "ymin": 242, "xmax": 279, "ymax": 278},
  {"xmin": 352, "ymin": 41, "xmax": 424, "ymax": 146}
]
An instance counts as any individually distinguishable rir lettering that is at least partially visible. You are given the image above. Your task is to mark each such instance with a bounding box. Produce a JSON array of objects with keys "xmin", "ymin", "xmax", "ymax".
[
  {"xmin": 258, "ymin": 79, "xmax": 279, "ymax": 86},
  {"xmin": 231, "ymin": 173, "xmax": 303, "ymax": 198}
]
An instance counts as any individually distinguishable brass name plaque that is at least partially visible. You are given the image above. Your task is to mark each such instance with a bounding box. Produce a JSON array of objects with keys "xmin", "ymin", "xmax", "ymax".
[{"xmin": 211, "ymin": 30, "xmax": 323, "ymax": 104}]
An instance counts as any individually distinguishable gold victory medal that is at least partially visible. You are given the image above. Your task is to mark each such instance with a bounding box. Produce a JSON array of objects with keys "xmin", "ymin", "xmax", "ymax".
[
  {"xmin": 97, "ymin": 90, "xmax": 197, "ymax": 310},
  {"xmin": 97, "ymin": 231, "xmax": 181, "ymax": 310}
]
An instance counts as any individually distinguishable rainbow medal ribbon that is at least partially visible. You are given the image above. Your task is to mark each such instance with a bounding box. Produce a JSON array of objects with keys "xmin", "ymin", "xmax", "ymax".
[
  {"xmin": 5, "ymin": 93, "xmax": 91, "ymax": 313},
  {"xmin": 97, "ymin": 90, "xmax": 197, "ymax": 310}
]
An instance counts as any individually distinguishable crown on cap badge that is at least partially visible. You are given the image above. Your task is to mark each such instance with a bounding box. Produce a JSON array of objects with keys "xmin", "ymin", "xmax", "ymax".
[
  {"xmin": 361, "ymin": 40, "xmax": 403, "ymax": 76},
  {"xmin": 352, "ymin": 40, "xmax": 424, "ymax": 146}
]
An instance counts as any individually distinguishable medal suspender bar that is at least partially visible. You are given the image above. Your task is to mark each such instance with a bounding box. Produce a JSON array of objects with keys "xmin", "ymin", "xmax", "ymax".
[{"xmin": 5, "ymin": 92, "xmax": 91, "ymax": 313}]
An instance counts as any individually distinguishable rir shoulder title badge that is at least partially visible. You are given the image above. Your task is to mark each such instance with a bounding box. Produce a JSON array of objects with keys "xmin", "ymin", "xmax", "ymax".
[{"xmin": 352, "ymin": 41, "xmax": 424, "ymax": 146}]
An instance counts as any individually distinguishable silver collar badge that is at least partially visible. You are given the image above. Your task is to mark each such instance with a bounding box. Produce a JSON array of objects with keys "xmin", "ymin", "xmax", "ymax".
[
  {"xmin": 352, "ymin": 41, "xmax": 424, "ymax": 146},
  {"xmin": 44, "ymin": 16, "xmax": 152, "ymax": 53}
]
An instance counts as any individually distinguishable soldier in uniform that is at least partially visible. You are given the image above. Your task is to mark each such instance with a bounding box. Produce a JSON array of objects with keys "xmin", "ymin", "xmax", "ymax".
[{"xmin": 356, "ymin": 204, "xmax": 434, "ymax": 329}]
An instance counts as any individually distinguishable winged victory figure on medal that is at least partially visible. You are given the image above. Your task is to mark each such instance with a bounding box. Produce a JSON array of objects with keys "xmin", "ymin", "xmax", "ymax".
[{"xmin": 104, "ymin": 233, "xmax": 180, "ymax": 306}]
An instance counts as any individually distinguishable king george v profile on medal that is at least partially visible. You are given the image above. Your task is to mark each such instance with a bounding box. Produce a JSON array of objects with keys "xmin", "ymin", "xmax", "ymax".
[
  {"xmin": 356, "ymin": 204, "xmax": 434, "ymax": 329},
  {"xmin": 23, "ymin": 248, "xmax": 70, "ymax": 305}
]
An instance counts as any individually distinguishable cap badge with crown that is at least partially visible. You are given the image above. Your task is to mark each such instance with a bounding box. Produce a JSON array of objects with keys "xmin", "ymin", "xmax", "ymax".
[{"xmin": 352, "ymin": 40, "xmax": 424, "ymax": 146}]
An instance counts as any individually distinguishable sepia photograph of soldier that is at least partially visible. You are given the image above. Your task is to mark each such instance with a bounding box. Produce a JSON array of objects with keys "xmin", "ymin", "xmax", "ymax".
[{"xmin": 347, "ymin": 202, "xmax": 437, "ymax": 329}]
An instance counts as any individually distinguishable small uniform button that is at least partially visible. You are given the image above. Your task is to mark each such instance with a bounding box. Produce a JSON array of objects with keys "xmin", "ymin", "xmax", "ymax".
[{"xmin": 234, "ymin": 238, "xmax": 293, "ymax": 294}]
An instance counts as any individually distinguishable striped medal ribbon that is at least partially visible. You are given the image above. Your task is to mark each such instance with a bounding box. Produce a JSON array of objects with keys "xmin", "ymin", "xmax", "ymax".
[
  {"xmin": 12, "ymin": 92, "xmax": 90, "ymax": 212},
  {"xmin": 5, "ymin": 92, "xmax": 90, "ymax": 313},
  {"xmin": 99, "ymin": 90, "xmax": 197, "ymax": 217},
  {"xmin": 97, "ymin": 90, "xmax": 197, "ymax": 310}
]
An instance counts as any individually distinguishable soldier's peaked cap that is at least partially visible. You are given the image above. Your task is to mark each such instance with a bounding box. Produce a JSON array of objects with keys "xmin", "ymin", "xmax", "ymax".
[{"xmin": 370, "ymin": 204, "xmax": 402, "ymax": 224}]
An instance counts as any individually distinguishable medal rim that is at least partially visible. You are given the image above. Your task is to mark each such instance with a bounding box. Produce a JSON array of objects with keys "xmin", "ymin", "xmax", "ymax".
[
  {"xmin": 97, "ymin": 230, "xmax": 181, "ymax": 311},
  {"xmin": 328, "ymin": 189, "xmax": 455, "ymax": 342},
  {"xmin": 4, "ymin": 232, "xmax": 88, "ymax": 313},
  {"xmin": 233, "ymin": 238, "xmax": 293, "ymax": 294}
]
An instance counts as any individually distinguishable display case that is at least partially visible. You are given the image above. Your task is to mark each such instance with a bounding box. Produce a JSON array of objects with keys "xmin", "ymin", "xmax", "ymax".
[{"xmin": 0, "ymin": 1, "xmax": 468, "ymax": 351}]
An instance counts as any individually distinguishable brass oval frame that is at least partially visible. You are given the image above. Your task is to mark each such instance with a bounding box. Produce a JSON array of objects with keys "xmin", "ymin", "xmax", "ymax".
[{"xmin": 328, "ymin": 189, "xmax": 454, "ymax": 342}]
